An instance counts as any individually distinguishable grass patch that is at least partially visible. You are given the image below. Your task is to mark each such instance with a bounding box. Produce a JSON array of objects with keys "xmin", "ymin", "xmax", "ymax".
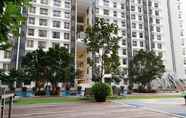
[
  {"xmin": 15, "ymin": 95, "xmax": 181, "ymax": 105},
  {"xmin": 15, "ymin": 97, "xmax": 84, "ymax": 105}
]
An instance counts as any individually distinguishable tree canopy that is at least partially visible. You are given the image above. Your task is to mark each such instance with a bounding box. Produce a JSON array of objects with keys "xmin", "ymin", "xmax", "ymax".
[
  {"xmin": 84, "ymin": 18, "xmax": 121, "ymax": 81},
  {"xmin": 128, "ymin": 49, "xmax": 165, "ymax": 90},
  {"xmin": 0, "ymin": 0, "xmax": 30, "ymax": 49},
  {"xmin": 21, "ymin": 46, "xmax": 74, "ymax": 95}
]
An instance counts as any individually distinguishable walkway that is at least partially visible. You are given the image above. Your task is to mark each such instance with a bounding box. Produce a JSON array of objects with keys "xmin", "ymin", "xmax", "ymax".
[
  {"xmin": 114, "ymin": 98, "xmax": 186, "ymax": 118},
  {"xmin": 11, "ymin": 102, "xmax": 178, "ymax": 118}
]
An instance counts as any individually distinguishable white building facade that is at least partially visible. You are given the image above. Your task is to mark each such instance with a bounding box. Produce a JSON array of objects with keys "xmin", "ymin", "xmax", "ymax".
[{"xmin": 0, "ymin": 0, "xmax": 185, "ymax": 83}]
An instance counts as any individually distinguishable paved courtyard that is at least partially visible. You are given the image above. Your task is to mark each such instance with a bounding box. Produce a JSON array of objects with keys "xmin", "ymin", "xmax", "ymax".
[
  {"xmin": 8, "ymin": 102, "xmax": 179, "ymax": 118},
  {"xmin": 114, "ymin": 98, "xmax": 186, "ymax": 118}
]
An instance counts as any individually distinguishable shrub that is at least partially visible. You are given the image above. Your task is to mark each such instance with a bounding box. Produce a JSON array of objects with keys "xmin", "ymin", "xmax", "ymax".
[{"xmin": 91, "ymin": 82, "xmax": 112, "ymax": 102}]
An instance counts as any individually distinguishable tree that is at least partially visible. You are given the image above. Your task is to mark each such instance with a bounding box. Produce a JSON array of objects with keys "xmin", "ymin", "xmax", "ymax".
[
  {"xmin": 46, "ymin": 46, "xmax": 74, "ymax": 95},
  {"xmin": 22, "ymin": 47, "xmax": 74, "ymax": 95},
  {"xmin": 84, "ymin": 18, "xmax": 121, "ymax": 81},
  {"xmin": 22, "ymin": 49, "xmax": 48, "ymax": 95},
  {"xmin": 128, "ymin": 49, "xmax": 165, "ymax": 91},
  {"xmin": 0, "ymin": 0, "xmax": 30, "ymax": 49}
]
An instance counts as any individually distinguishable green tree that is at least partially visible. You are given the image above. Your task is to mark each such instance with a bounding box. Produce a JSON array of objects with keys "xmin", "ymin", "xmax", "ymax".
[
  {"xmin": 128, "ymin": 49, "xmax": 165, "ymax": 91},
  {"xmin": 84, "ymin": 18, "xmax": 121, "ymax": 81},
  {"xmin": 22, "ymin": 49, "xmax": 49, "ymax": 95},
  {"xmin": 0, "ymin": 0, "xmax": 30, "ymax": 49},
  {"xmin": 22, "ymin": 47, "xmax": 74, "ymax": 95},
  {"xmin": 47, "ymin": 46, "xmax": 74, "ymax": 95}
]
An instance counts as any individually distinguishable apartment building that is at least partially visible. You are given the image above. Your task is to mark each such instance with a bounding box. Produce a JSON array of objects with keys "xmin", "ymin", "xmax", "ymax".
[{"xmin": 0, "ymin": 0, "xmax": 185, "ymax": 86}]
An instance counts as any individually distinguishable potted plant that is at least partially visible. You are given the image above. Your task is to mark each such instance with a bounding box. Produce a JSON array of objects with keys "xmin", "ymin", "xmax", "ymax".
[{"xmin": 91, "ymin": 82, "xmax": 112, "ymax": 102}]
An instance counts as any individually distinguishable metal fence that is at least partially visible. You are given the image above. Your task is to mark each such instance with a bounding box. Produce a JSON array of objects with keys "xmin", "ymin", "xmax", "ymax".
[{"xmin": 0, "ymin": 88, "xmax": 14, "ymax": 118}]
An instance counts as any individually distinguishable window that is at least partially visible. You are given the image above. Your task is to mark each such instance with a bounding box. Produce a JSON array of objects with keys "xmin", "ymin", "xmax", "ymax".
[
  {"xmin": 121, "ymin": 4, "xmax": 125, "ymax": 9},
  {"xmin": 155, "ymin": 11, "xmax": 159, "ymax": 16},
  {"xmin": 64, "ymin": 44, "xmax": 69, "ymax": 50},
  {"xmin": 132, "ymin": 32, "xmax": 137, "ymax": 37},
  {"xmin": 3, "ymin": 63, "xmax": 10, "ymax": 71},
  {"xmin": 133, "ymin": 50, "xmax": 138, "ymax": 56},
  {"xmin": 28, "ymin": 17, "xmax": 35, "ymax": 25},
  {"xmin": 39, "ymin": 19, "xmax": 48, "ymax": 26},
  {"xmin": 157, "ymin": 35, "xmax": 161, "ymax": 40},
  {"xmin": 139, "ymin": 24, "xmax": 143, "ymax": 29},
  {"xmin": 40, "ymin": 0, "xmax": 48, "ymax": 4},
  {"xmin": 52, "ymin": 32, "xmax": 60, "ymax": 39},
  {"xmin": 140, "ymin": 41, "xmax": 144, "ymax": 47},
  {"xmin": 121, "ymin": 12, "xmax": 125, "ymax": 18},
  {"xmin": 104, "ymin": 9, "xmax": 109, "ymax": 15},
  {"xmin": 27, "ymin": 40, "xmax": 34, "ymax": 48},
  {"xmin": 123, "ymin": 58, "xmax": 127, "ymax": 65},
  {"xmin": 4, "ymin": 51, "xmax": 11, "ymax": 59},
  {"xmin": 113, "ymin": 20, "xmax": 117, "ymax": 25},
  {"xmin": 132, "ymin": 23, "xmax": 136, "ymax": 28},
  {"xmin": 121, "ymin": 21, "xmax": 125, "ymax": 27},
  {"xmin": 113, "ymin": 11, "xmax": 117, "ymax": 17},
  {"xmin": 53, "ymin": 10, "xmax": 61, "ymax": 17},
  {"xmin": 38, "ymin": 41, "xmax": 46, "ymax": 48},
  {"xmin": 154, "ymin": 3, "xmax": 159, "ymax": 8},
  {"xmin": 122, "ymin": 40, "xmax": 126, "ymax": 45},
  {"xmin": 157, "ymin": 43, "xmax": 162, "ymax": 49},
  {"xmin": 64, "ymin": 12, "xmax": 70, "ymax": 18},
  {"xmin": 139, "ymin": 32, "xmax": 143, "ymax": 38},
  {"xmin": 156, "ymin": 19, "xmax": 160, "ymax": 24},
  {"xmin": 52, "ymin": 42, "xmax": 60, "ymax": 48},
  {"xmin": 138, "ymin": 7, "xmax": 142, "ymax": 12},
  {"xmin": 156, "ymin": 27, "xmax": 161, "ymax": 32},
  {"xmin": 96, "ymin": 8, "xmax": 99, "ymax": 14},
  {"xmin": 64, "ymin": 22, "xmax": 70, "ymax": 29},
  {"xmin": 138, "ymin": 15, "xmax": 142, "ymax": 20},
  {"xmin": 64, "ymin": 32, "xmax": 70, "ymax": 40},
  {"xmin": 32, "ymin": 0, "xmax": 36, "ymax": 2},
  {"xmin": 65, "ymin": 1, "xmax": 70, "ymax": 8},
  {"xmin": 39, "ymin": 30, "xmax": 47, "ymax": 37},
  {"xmin": 122, "ymin": 30, "xmax": 126, "ymax": 36},
  {"xmin": 53, "ymin": 0, "xmax": 61, "ymax": 6},
  {"xmin": 184, "ymin": 58, "xmax": 186, "ymax": 65},
  {"xmin": 103, "ymin": 0, "xmax": 109, "ymax": 6},
  {"xmin": 123, "ymin": 49, "xmax": 127, "ymax": 55},
  {"xmin": 131, "ymin": 14, "xmax": 136, "ymax": 20},
  {"xmin": 158, "ymin": 52, "xmax": 163, "ymax": 57},
  {"xmin": 131, "ymin": 6, "xmax": 135, "ymax": 11},
  {"xmin": 53, "ymin": 21, "xmax": 61, "ymax": 28},
  {"xmin": 133, "ymin": 40, "xmax": 137, "ymax": 46},
  {"xmin": 40, "ymin": 8, "xmax": 48, "ymax": 15},
  {"xmin": 113, "ymin": 2, "xmax": 117, "ymax": 8},
  {"xmin": 29, "ymin": 7, "xmax": 36, "ymax": 13},
  {"xmin": 28, "ymin": 29, "xmax": 34, "ymax": 36}
]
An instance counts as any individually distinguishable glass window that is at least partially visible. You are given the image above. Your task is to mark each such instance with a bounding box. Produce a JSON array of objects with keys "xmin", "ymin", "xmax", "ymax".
[
  {"xmin": 52, "ymin": 32, "xmax": 60, "ymax": 39},
  {"xmin": 39, "ymin": 19, "xmax": 48, "ymax": 26},
  {"xmin": 40, "ymin": 0, "xmax": 48, "ymax": 4},
  {"xmin": 140, "ymin": 41, "xmax": 144, "ymax": 47},
  {"xmin": 64, "ymin": 32, "xmax": 70, "ymax": 40},
  {"xmin": 28, "ymin": 17, "xmax": 35, "ymax": 25},
  {"xmin": 65, "ymin": 1, "xmax": 70, "ymax": 8},
  {"xmin": 104, "ymin": 9, "xmax": 109, "ymax": 15},
  {"xmin": 4, "ymin": 51, "xmax": 11, "ymax": 59},
  {"xmin": 53, "ymin": 21, "xmax": 61, "ymax": 28},
  {"xmin": 40, "ymin": 8, "xmax": 48, "ymax": 15},
  {"xmin": 53, "ymin": 10, "xmax": 61, "ymax": 17},
  {"xmin": 28, "ymin": 29, "xmax": 34, "ymax": 36},
  {"xmin": 132, "ymin": 32, "xmax": 137, "ymax": 37},
  {"xmin": 157, "ymin": 43, "xmax": 162, "ymax": 49},
  {"xmin": 29, "ymin": 7, "xmax": 36, "ymax": 13},
  {"xmin": 27, "ymin": 40, "xmax": 34, "ymax": 48},
  {"xmin": 38, "ymin": 41, "xmax": 46, "ymax": 48},
  {"xmin": 3, "ymin": 63, "xmax": 10, "ymax": 71},
  {"xmin": 113, "ymin": 11, "xmax": 117, "ymax": 17},
  {"xmin": 39, "ymin": 30, "xmax": 47, "ymax": 37},
  {"xmin": 133, "ymin": 40, "xmax": 137, "ymax": 46},
  {"xmin": 123, "ymin": 49, "xmax": 127, "ymax": 55},
  {"xmin": 64, "ymin": 11, "xmax": 70, "ymax": 18},
  {"xmin": 53, "ymin": 0, "xmax": 61, "ymax": 6},
  {"xmin": 64, "ymin": 22, "xmax": 70, "ymax": 29}
]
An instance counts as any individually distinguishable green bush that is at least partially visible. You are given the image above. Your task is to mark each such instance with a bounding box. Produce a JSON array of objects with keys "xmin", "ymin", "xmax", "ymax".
[{"xmin": 91, "ymin": 82, "xmax": 112, "ymax": 102}]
